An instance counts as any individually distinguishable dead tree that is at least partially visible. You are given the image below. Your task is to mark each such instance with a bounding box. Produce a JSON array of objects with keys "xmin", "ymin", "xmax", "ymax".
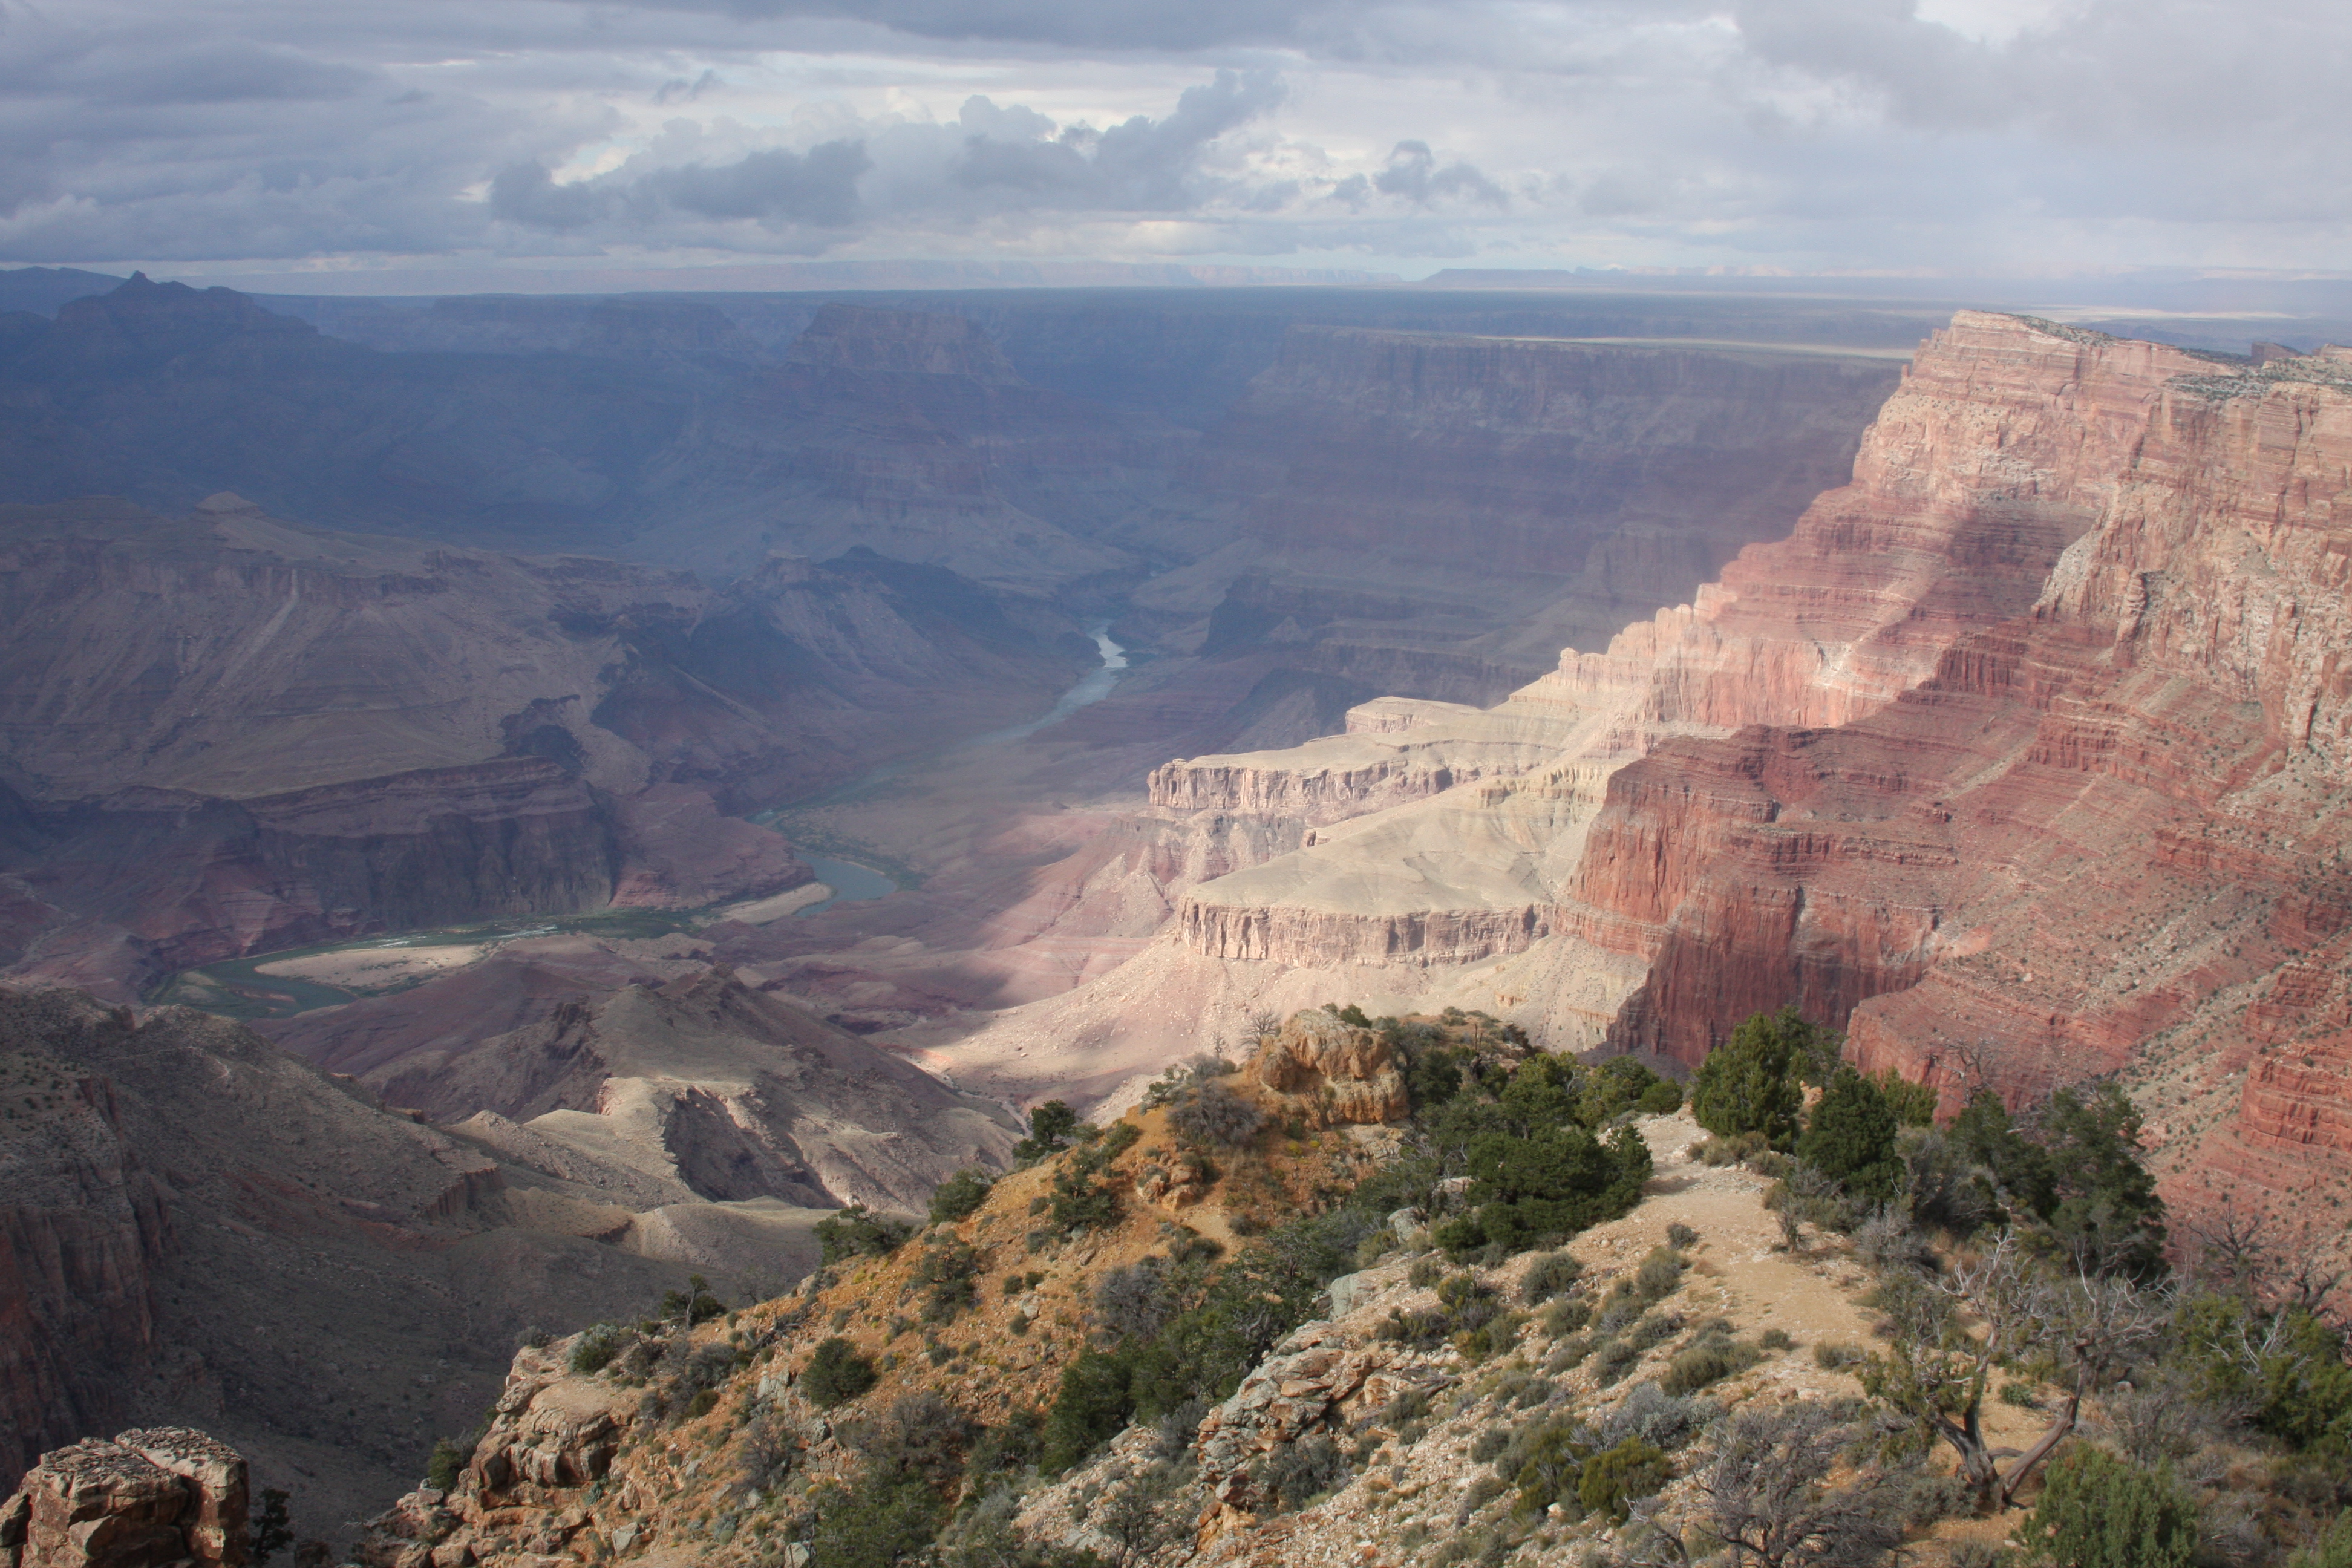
[{"xmin": 1860, "ymin": 1232, "xmax": 2168, "ymax": 1511}]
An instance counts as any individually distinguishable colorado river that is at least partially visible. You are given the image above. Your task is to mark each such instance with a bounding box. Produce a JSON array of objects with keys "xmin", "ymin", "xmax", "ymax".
[{"xmin": 154, "ymin": 621, "xmax": 1132, "ymax": 1015}]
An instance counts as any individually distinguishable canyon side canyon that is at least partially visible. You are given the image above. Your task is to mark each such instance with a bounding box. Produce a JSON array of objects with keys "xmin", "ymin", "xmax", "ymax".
[{"xmin": 1, "ymin": 270, "xmax": 2347, "ymax": 1548}]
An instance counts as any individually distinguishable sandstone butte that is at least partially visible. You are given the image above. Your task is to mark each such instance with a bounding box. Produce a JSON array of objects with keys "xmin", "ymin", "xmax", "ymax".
[{"xmin": 937, "ymin": 313, "xmax": 2352, "ymax": 1235}]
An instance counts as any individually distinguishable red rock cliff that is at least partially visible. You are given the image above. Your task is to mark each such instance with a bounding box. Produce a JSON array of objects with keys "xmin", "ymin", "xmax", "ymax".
[{"xmin": 1571, "ymin": 322, "xmax": 2352, "ymax": 1214}]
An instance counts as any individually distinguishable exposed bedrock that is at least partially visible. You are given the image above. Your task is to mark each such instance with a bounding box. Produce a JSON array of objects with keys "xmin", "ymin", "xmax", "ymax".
[
  {"xmin": 1151, "ymin": 312, "xmax": 2109, "ymax": 976},
  {"xmin": 0, "ymin": 1044, "xmax": 169, "ymax": 1489},
  {"xmin": 0, "ymin": 982, "xmax": 718, "ymax": 1527},
  {"xmin": 1569, "ymin": 335, "xmax": 2352, "ymax": 1212},
  {"xmin": 1109, "ymin": 318, "xmax": 2352, "ymax": 1227}
]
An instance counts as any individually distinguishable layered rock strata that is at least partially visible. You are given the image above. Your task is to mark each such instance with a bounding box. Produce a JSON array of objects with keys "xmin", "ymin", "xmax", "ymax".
[
  {"xmin": 932, "ymin": 317, "xmax": 2352, "ymax": 1206},
  {"xmin": 1, "ymin": 1428, "xmax": 247, "ymax": 1568},
  {"xmin": 1151, "ymin": 313, "xmax": 2113, "ymax": 982},
  {"xmin": 0, "ymin": 494, "xmax": 1091, "ymax": 996},
  {"xmin": 0, "ymin": 984, "xmax": 717, "ymax": 1526}
]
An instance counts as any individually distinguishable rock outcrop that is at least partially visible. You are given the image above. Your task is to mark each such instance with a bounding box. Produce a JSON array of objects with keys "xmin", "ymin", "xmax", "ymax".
[
  {"xmin": 1247, "ymin": 1011, "xmax": 1410, "ymax": 1127},
  {"xmin": 0, "ymin": 1043, "xmax": 171, "ymax": 1486},
  {"xmin": 0, "ymin": 984, "xmax": 717, "ymax": 1532},
  {"xmin": 1, "ymin": 1428, "xmax": 246, "ymax": 1568}
]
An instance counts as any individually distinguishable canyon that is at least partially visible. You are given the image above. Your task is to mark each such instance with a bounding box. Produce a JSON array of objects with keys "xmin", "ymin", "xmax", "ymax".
[
  {"xmin": 839, "ymin": 315, "xmax": 2352, "ymax": 1240},
  {"xmin": 6, "ymin": 264, "xmax": 2351, "ymax": 1548}
]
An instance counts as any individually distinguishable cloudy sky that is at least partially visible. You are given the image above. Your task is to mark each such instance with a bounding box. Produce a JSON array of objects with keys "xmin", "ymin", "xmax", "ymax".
[{"xmin": 4, "ymin": 0, "xmax": 2346, "ymax": 283}]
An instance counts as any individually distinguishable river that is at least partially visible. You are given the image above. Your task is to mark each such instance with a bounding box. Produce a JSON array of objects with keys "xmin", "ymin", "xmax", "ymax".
[{"xmin": 153, "ymin": 621, "xmax": 1134, "ymax": 1016}]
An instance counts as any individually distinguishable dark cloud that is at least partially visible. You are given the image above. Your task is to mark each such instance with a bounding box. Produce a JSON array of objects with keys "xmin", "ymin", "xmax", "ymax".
[
  {"xmin": 614, "ymin": 0, "xmax": 1336, "ymax": 51},
  {"xmin": 1373, "ymin": 141, "xmax": 1505, "ymax": 209},
  {"xmin": 0, "ymin": 0, "xmax": 2347, "ymax": 273}
]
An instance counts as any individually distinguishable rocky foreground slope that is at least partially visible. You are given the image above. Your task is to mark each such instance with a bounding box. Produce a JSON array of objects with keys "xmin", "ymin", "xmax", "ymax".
[{"xmin": 318, "ymin": 1026, "xmax": 2050, "ymax": 1568}]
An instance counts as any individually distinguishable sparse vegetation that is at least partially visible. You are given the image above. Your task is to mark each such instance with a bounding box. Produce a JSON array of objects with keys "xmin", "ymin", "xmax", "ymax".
[
  {"xmin": 1169, "ymin": 1078, "xmax": 1267, "ymax": 1150},
  {"xmin": 816, "ymin": 1204, "xmax": 915, "ymax": 1264},
  {"xmin": 802, "ymin": 1336, "xmax": 877, "ymax": 1409},
  {"xmin": 927, "ymin": 1169, "xmax": 994, "ymax": 1225}
]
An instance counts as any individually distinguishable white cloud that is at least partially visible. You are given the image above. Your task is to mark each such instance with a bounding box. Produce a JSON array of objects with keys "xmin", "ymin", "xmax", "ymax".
[{"xmin": 0, "ymin": 0, "xmax": 2345, "ymax": 275}]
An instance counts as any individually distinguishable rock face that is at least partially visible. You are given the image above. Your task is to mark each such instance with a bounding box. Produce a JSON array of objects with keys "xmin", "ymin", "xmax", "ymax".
[
  {"xmin": 933, "ymin": 315, "xmax": 2352, "ymax": 1226},
  {"xmin": 269, "ymin": 953, "xmax": 1021, "ymax": 1218},
  {"xmin": 0, "ymin": 494, "xmax": 1098, "ymax": 998},
  {"xmin": 636, "ymin": 302, "xmax": 1180, "ymax": 586},
  {"xmin": 0, "ymin": 984, "xmax": 719, "ymax": 1532},
  {"xmin": 0, "ymin": 1042, "xmax": 171, "ymax": 1486},
  {"xmin": 1110, "ymin": 315, "xmax": 2352, "ymax": 1223},
  {"xmin": 1172, "ymin": 328, "xmax": 1901, "ymax": 702},
  {"xmin": 1247, "ymin": 1011, "xmax": 1409, "ymax": 1128},
  {"xmin": 353, "ymin": 1344, "xmax": 634, "ymax": 1568},
  {"xmin": 0, "ymin": 1428, "xmax": 246, "ymax": 1568}
]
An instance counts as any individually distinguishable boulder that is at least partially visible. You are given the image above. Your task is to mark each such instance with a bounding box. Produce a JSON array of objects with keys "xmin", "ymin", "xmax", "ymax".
[
  {"xmin": 1, "ymin": 1429, "xmax": 249, "ymax": 1568},
  {"xmin": 1247, "ymin": 1013, "xmax": 1409, "ymax": 1128}
]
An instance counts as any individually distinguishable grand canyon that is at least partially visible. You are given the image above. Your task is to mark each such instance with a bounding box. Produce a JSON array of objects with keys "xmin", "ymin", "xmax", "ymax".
[{"xmin": 4, "ymin": 261, "xmax": 2349, "ymax": 1568}]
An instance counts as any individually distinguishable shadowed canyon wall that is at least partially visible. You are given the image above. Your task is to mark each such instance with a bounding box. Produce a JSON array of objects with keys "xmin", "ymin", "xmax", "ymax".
[{"xmin": 0, "ymin": 494, "xmax": 1089, "ymax": 996}]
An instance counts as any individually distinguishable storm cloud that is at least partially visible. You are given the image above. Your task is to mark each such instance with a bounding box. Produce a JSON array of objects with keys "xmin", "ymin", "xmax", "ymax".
[{"xmin": 0, "ymin": 0, "xmax": 2344, "ymax": 276}]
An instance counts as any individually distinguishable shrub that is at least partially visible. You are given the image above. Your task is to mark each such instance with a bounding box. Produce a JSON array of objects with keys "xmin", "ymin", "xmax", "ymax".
[
  {"xmin": 1545, "ymin": 1334, "xmax": 1594, "ymax": 1375},
  {"xmin": 570, "ymin": 1322, "xmax": 627, "ymax": 1374},
  {"xmin": 1519, "ymin": 1250, "xmax": 1584, "ymax": 1305},
  {"xmin": 1438, "ymin": 1272, "xmax": 1497, "ymax": 1312},
  {"xmin": 912, "ymin": 1242, "xmax": 979, "ymax": 1322},
  {"xmin": 1999, "ymin": 1380, "xmax": 2042, "ymax": 1409},
  {"xmin": 1040, "ymin": 1350, "xmax": 1136, "ymax": 1474},
  {"xmin": 1408, "ymin": 1256, "xmax": 1445, "ymax": 1289},
  {"xmin": 2292, "ymin": 1513, "xmax": 2352, "ymax": 1568},
  {"xmin": 1797, "ymin": 1067, "xmax": 1903, "ymax": 1203},
  {"xmin": 1662, "ymin": 1342, "xmax": 1738, "ymax": 1396},
  {"xmin": 803, "ymin": 1338, "xmax": 877, "ymax": 1409},
  {"xmin": 794, "ymin": 1468, "xmax": 943, "ymax": 1568},
  {"xmin": 1758, "ymin": 1328, "xmax": 1794, "ymax": 1353},
  {"xmin": 1633, "ymin": 1247, "xmax": 1686, "ymax": 1300},
  {"xmin": 1812, "ymin": 1341, "xmax": 1865, "ymax": 1371},
  {"xmin": 1172, "ymin": 1080, "xmax": 1269, "ymax": 1149},
  {"xmin": 1690, "ymin": 1008, "xmax": 1827, "ymax": 1148},
  {"xmin": 1505, "ymin": 1418, "xmax": 1590, "ymax": 1514},
  {"xmin": 1871, "ymin": 1069, "xmax": 1941, "ymax": 1127},
  {"xmin": 425, "ymin": 1436, "xmax": 473, "ymax": 1491},
  {"xmin": 1665, "ymin": 1222, "xmax": 1699, "ymax": 1249},
  {"xmin": 1639, "ymin": 1079, "xmax": 1685, "ymax": 1115},
  {"xmin": 248, "ymin": 1489, "xmax": 293, "ymax": 1567},
  {"xmin": 1048, "ymin": 1165, "xmax": 1121, "ymax": 1232},
  {"xmin": 2017, "ymin": 1446, "xmax": 2198, "ymax": 1568},
  {"xmin": 927, "ymin": 1169, "xmax": 994, "ymax": 1225},
  {"xmin": 1470, "ymin": 1425, "xmax": 1516, "ymax": 1465},
  {"xmin": 1592, "ymin": 1337, "xmax": 1642, "ymax": 1385},
  {"xmin": 815, "ymin": 1204, "xmax": 914, "ymax": 1264},
  {"xmin": 1095, "ymin": 1259, "xmax": 1174, "ymax": 1339},
  {"xmin": 1014, "ymin": 1100, "xmax": 1082, "ymax": 1162},
  {"xmin": 1695, "ymin": 1131, "xmax": 1770, "ymax": 1166},
  {"xmin": 1594, "ymin": 1382, "xmax": 1714, "ymax": 1452},
  {"xmin": 1449, "ymin": 1122, "xmax": 1653, "ymax": 1257},
  {"xmin": 1626, "ymin": 1312, "xmax": 1681, "ymax": 1352},
  {"xmin": 1577, "ymin": 1437, "xmax": 1671, "ymax": 1523},
  {"xmin": 1543, "ymin": 1297, "xmax": 1591, "ymax": 1337}
]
